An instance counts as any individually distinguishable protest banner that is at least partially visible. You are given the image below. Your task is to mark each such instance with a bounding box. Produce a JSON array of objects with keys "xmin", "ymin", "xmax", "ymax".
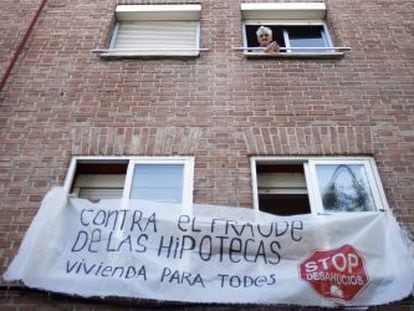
[{"xmin": 4, "ymin": 187, "xmax": 413, "ymax": 307}]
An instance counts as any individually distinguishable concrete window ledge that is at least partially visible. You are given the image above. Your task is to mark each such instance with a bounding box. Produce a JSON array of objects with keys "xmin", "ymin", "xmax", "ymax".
[
  {"xmin": 244, "ymin": 52, "xmax": 345, "ymax": 59},
  {"xmin": 98, "ymin": 52, "xmax": 201, "ymax": 59}
]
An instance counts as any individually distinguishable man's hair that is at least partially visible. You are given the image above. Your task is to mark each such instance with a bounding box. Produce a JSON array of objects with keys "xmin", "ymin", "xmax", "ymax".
[{"xmin": 256, "ymin": 26, "xmax": 273, "ymax": 38}]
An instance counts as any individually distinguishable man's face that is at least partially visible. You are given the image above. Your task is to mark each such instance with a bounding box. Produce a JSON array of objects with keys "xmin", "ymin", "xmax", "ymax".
[{"xmin": 258, "ymin": 31, "xmax": 272, "ymax": 47}]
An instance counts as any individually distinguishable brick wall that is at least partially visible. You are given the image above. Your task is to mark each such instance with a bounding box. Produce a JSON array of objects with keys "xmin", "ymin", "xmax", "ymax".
[
  {"xmin": 0, "ymin": 0, "xmax": 43, "ymax": 79},
  {"xmin": 0, "ymin": 0, "xmax": 413, "ymax": 309}
]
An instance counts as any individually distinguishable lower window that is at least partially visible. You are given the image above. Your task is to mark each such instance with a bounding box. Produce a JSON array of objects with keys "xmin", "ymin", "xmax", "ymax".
[
  {"xmin": 66, "ymin": 156, "xmax": 194, "ymax": 206},
  {"xmin": 251, "ymin": 157, "xmax": 388, "ymax": 216}
]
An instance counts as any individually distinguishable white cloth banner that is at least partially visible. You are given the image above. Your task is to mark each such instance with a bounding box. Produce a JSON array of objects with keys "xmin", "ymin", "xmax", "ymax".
[{"xmin": 4, "ymin": 187, "xmax": 414, "ymax": 307}]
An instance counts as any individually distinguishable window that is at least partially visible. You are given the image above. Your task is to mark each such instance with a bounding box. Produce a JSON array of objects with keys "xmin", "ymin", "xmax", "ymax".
[
  {"xmin": 241, "ymin": 3, "xmax": 347, "ymax": 57},
  {"xmin": 65, "ymin": 157, "xmax": 194, "ymax": 207},
  {"xmin": 245, "ymin": 25, "xmax": 332, "ymax": 53},
  {"xmin": 256, "ymin": 163, "xmax": 311, "ymax": 216},
  {"xmin": 251, "ymin": 157, "xmax": 388, "ymax": 216},
  {"xmin": 100, "ymin": 5, "xmax": 202, "ymax": 57},
  {"xmin": 70, "ymin": 161, "xmax": 128, "ymax": 200}
]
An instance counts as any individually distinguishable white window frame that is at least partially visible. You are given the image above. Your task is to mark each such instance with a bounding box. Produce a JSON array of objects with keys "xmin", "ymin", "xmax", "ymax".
[
  {"xmin": 251, "ymin": 156, "xmax": 389, "ymax": 215},
  {"xmin": 242, "ymin": 20, "xmax": 334, "ymax": 54},
  {"xmin": 64, "ymin": 156, "xmax": 194, "ymax": 208},
  {"xmin": 100, "ymin": 4, "xmax": 202, "ymax": 58},
  {"xmin": 240, "ymin": 2, "xmax": 346, "ymax": 58},
  {"xmin": 123, "ymin": 157, "xmax": 194, "ymax": 208}
]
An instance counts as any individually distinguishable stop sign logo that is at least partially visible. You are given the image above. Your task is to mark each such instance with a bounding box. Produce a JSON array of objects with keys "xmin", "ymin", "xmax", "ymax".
[{"xmin": 299, "ymin": 244, "xmax": 369, "ymax": 302}]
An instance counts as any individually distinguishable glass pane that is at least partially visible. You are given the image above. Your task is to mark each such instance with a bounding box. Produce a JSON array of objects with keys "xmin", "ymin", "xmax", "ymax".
[
  {"xmin": 130, "ymin": 164, "xmax": 184, "ymax": 203},
  {"xmin": 316, "ymin": 164, "xmax": 376, "ymax": 212},
  {"xmin": 286, "ymin": 26, "xmax": 327, "ymax": 53}
]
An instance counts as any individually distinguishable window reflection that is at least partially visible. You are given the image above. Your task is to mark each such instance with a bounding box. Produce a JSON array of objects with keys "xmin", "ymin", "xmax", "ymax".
[
  {"xmin": 288, "ymin": 26, "xmax": 326, "ymax": 53},
  {"xmin": 316, "ymin": 164, "xmax": 376, "ymax": 212},
  {"xmin": 130, "ymin": 164, "xmax": 184, "ymax": 203}
]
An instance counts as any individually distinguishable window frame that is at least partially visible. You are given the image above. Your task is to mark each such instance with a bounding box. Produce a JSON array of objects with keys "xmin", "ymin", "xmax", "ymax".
[
  {"xmin": 123, "ymin": 157, "xmax": 194, "ymax": 207},
  {"xmin": 64, "ymin": 156, "xmax": 195, "ymax": 208},
  {"xmin": 240, "ymin": 2, "xmax": 345, "ymax": 58},
  {"xmin": 242, "ymin": 20, "xmax": 335, "ymax": 56},
  {"xmin": 250, "ymin": 156, "xmax": 389, "ymax": 215},
  {"xmin": 101, "ymin": 4, "xmax": 202, "ymax": 58}
]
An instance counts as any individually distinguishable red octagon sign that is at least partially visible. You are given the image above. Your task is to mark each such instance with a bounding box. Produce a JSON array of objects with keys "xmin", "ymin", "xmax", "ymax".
[{"xmin": 300, "ymin": 244, "xmax": 369, "ymax": 302}]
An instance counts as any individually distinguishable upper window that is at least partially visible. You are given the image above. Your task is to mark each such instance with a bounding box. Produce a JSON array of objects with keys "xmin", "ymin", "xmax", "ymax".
[
  {"xmin": 66, "ymin": 156, "xmax": 194, "ymax": 207},
  {"xmin": 241, "ymin": 2, "xmax": 346, "ymax": 57},
  {"xmin": 251, "ymin": 157, "xmax": 389, "ymax": 216},
  {"xmin": 101, "ymin": 5, "xmax": 202, "ymax": 57}
]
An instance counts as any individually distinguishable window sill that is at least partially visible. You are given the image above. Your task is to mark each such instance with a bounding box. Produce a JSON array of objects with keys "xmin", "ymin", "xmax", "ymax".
[
  {"xmin": 245, "ymin": 51, "xmax": 345, "ymax": 59},
  {"xmin": 99, "ymin": 51, "xmax": 200, "ymax": 59}
]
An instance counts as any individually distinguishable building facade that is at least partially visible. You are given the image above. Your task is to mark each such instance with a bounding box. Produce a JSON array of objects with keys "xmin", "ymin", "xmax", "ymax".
[{"xmin": 0, "ymin": 0, "xmax": 413, "ymax": 309}]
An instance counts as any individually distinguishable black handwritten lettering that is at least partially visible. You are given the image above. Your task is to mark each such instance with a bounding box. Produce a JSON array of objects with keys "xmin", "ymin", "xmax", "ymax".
[
  {"xmin": 88, "ymin": 228, "xmax": 101, "ymax": 253},
  {"xmin": 158, "ymin": 236, "xmax": 174, "ymax": 257},
  {"xmin": 191, "ymin": 216, "xmax": 202, "ymax": 232},
  {"xmin": 156, "ymin": 234, "xmax": 283, "ymax": 266},
  {"xmin": 78, "ymin": 208, "xmax": 157, "ymax": 233},
  {"xmin": 147, "ymin": 213, "xmax": 157, "ymax": 232},
  {"xmin": 243, "ymin": 238, "xmax": 255, "ymax": 263},
  {"xmin": 177, "ymin": 215, "xmax": 190, "ymax": 232},
  {"xmin": 218, "ymin": 273, "xmax": 277, "ymax": 288},
  {"xmin": 199, "ymin": 235, "xmax": 212, "ymax": 261},
  {"xmin": 101, "ymin": 266, "xmax": 112, "ymax": 277},
  {"xmin": 130, "ymin": 210, "xmax": 143, "ymax": 231},
  {"xmin": 275, "ymin": 221, "xmax": 289, "ymax": 237},
  {"xmin": 106, "ymin": 209, "xmax": 128, "ymax": 230},
  {"xmin": 226, "ymin": 220, "xmax": 238, "ymax": 235},
  {"xmin": 254, "ymin": 241, "xmax": 267, "ymax": 263},
  {"xmin": 160, "ymin": 267, "xmax": 205, "ymax": 287},
  {"xmin": 179, "ymin": 235, "xmax": 196, "ymax": 258},
  {"xmin": 65, "ymin": 259, "xmax": 147, "ymax": 280},
  {"xmin": 229, "ymin": 238, "xmax": 242, "ymax": 263},
  {"xmin": 256, "ymin": 223, "xmax": 272, "ymax": 237},
  {"xmin": 268, "ymin": 274, "xmax": 277, "ymax": 285},
  {"xmin": 178, "ymin": 215, "xmax": 202, "ymax": 233},
  {"xmin": 255, "ymin": 275, "xmax": 266, "ymax": 287},
  {"xmin": 66, "ymin": 260, "xmax": 78, "ymax": 273},
  {"xmin": 135, "ymin": 234, "xmax": 148, "ymax": 253},
  {"xmin": 106, "ymin": 231, "xmax": 117, "ymax": 252},
  {"xmin": 291, "ymin": 221, "xmax": 303, "ymax": 241},
  {"xmin": 71, "ymin": 231, "xmax": 88, "ymax": 252},
  {"xmin": 269, "ymin": 241, "xmax": 281, "ymax": 265},
  {"xmin": 95, "ymin": 261, "xmax": 104, "ymax": 275},
  {"xmin": 93, "ymin": 210, "xmax": 106, "ymax": 226},
  {"xmin": 215, "ymin": 235, "xmax": 229, "ymax": 262},
  {"xmin": 117, "ymin": 235, "xmax": 133, "ymax": 252},
  {"xmin": 80, "ymin": 209, "xmax": 93, "ymax": 226},
  {"xmin": 218, "ymin": 274, "xmax": 229, "ymax": 287},
  {"xmin": 129, "ymin": 210, "xmax": 157, "ymax": 232},
  {"xmin": 210, "ymin": 218, "xmax": 226, "ymax": 233}
]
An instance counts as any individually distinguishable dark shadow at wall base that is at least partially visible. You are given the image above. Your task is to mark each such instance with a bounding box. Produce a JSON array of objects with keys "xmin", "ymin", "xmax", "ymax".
[{"xmin": 0, "ymin": 286, "xmax": 412, "ymax": 311}]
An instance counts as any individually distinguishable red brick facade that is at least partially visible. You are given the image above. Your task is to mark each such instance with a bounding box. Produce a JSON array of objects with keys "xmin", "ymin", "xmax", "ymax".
[{"xmin": 0, "ymin": 0, "xmax": 413, "ymax": 310}]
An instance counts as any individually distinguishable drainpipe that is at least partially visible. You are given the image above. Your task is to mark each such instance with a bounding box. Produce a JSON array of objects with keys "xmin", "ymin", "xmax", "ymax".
[{"xmin": 0, "ymin": 0, "xmax": 48, "ymax": 93}]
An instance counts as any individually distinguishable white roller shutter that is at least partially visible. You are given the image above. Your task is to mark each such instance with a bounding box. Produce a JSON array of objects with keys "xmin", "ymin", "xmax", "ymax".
[
  {"xmin": 113, "ymin": 21, "xmax": 199, "ymax": 56},
  {"xmin": 241, "ymin": 2, "xmax": 326, "ymax": 20},
  {"xmin": 258, "ymin": 173, "xmax": 308, "ymax": 194},
  {"xmin": 72, "ymin": 174, "xmax": 125, "ymax": 200},
  {"xmin": 78, "ymin": 188, "xmax": 124, "ymax": 200},
  {"xmin": 104, "ymin": 5, "xmax": 202, "ymax": 57}
]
